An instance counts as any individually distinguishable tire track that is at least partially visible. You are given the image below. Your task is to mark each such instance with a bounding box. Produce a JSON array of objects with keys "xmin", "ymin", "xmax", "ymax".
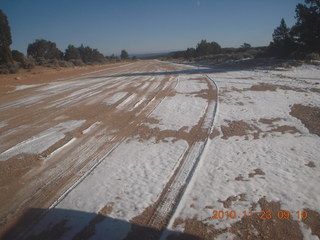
[
  {"xmin": 124, "ymin": 74, "xmax": 218, "ymax": 240},
  {"xmin": 2, "ymin": 65, "xmax": 180, "ymax": 240}
]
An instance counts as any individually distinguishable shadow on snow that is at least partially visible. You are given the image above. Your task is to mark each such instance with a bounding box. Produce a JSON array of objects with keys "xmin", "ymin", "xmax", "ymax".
[{"xmin": 3, "ymin": 207, "xmax": 199, "ymax": 240}]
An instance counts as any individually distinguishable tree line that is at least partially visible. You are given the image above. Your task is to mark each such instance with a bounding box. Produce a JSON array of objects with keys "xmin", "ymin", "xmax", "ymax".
[
  {"xmin": 268, "ymin": 0, "xmax": 320, "ymax": 58},
  {"xmin": 171, "ymin": 40, "xmax": 222, "ymax": 59},
  {"xmin": 170, "ymin": 0, "xmax": 319, "ymax": 61},
  {"xmin": 0, "ymin": 9, "xmax": 132, "ymax": 74}
]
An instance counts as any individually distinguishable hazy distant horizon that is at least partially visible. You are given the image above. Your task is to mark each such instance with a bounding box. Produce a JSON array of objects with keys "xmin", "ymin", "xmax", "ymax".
[{"xmin": 2, "ymin": 0, "xmax": 303, "ymax": 56}]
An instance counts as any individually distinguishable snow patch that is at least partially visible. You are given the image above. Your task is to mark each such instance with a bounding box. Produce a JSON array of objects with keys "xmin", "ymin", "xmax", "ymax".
[
  {"xmin": 176, "ymin": 76, "xmax": 208, "ymax": 94},
  {"xmin": 82, "ymin": 122, "xmax": 101, "ymax": 134},
  {"xmin": 104, "ymin": 92, "xmax": 127, "ymax": 105},
  {"xmin": 149, "ymin": 94, "xmax": 208, "ymax": 131},
  {"xmin": 28, "ymin": 139, "xmax": 188, "ymax": 239},
  {"xmin": 0, "ymin": 120, "xmax": 85, "ymax": 161},
  {"xmin": 116, "ymin": 93, "xmax": 137, "ymax": 110},
  {"xmin": 13, "ymin": 84, "xmax": 42, "ymax": 91}
]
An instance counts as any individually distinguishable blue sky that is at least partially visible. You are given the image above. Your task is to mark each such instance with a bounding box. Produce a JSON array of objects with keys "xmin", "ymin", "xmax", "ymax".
[{"xmin": 1, "ymin": 0, "xmax": 303, "ymax": 55}]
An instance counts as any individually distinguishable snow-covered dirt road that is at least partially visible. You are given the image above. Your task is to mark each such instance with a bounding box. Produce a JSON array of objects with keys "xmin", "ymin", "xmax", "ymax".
[
  {"xmin": 1, "ymin": 61, "xmax": 319, "ymax": 240},
  {"xmin": 0, "ymin": 60, "xmax": 218, "ymax": 239}
]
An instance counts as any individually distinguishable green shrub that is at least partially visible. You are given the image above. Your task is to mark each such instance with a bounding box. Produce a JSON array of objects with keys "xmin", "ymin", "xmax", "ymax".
[
  {"xmin": 8, "ymin": 63, "xmax": 19, "ymax": 73},
  {"xmin": 43, "ymin": 59, "xmax": 59, "ymax": 68},
  {"xmin": 58, "ymin": 60, "xmax": 74, "ymax": 67},
  {"xmin": 69, "ymin": 59, "xmax": 85, "ymax": 66},
  {"xmin": 0, "ymin": 63, "xmax": 19, "ymax": 74},
  {"xmin": 0, "ymin": 64, "xmax": 9, "ymax": 74},
  {"xmin": 36, "ymin": 57, "xmax": 47, "ymax": 66},
  {"xmin": 21, "ymin": 57, "xmax": 35, "ymax": 69}
]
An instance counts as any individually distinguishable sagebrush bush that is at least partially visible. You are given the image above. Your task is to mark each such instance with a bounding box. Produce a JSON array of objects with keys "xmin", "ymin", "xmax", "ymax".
[
  {"xmin": 36, "ymin": 57, "xmax": 47, "ymax": 66},
  {"xmin": 44, "ymin": 59, "xmax": 59, "ymax": 68},
  {"xmin": 0, "ymin": 63, "xmax": 19, "ymax": 74},
  {"xmin": 58, "ymin": 60, "xmax": 74, "ymax": 67},
  {"xmin": 0, "ymin": 64, "xmax": 9, "ymax": 74},
  {"xmin": 21, "ymin": 57, "xmax": 35, "ymax": 69},
  {"xmin": 8, "ymin": 63, "xmax": 19, "ymax": 73},
  {"xmin": 69, "ymin": 59, "xmax": 85, "ymax": 66}
]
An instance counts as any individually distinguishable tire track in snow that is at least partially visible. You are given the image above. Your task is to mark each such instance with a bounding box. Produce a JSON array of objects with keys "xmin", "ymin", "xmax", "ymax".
[
  {"xmin": 0, "ymin": 61, "xmax": 180, "ymax": 239},
  {"xmin": 160, "ymin": 74, "xmax": 219, "ymax": 239},
  {"xmin": 126, "ymin": 74, "xmax": 219, "ymax": 238},
  {"xmin": 44, "ymin": 75, "xmax": 179, "ymax": 211}
]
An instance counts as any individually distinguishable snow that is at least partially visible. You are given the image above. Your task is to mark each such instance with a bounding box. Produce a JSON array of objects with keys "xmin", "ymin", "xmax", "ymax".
[
  {"xmin": 0, "ymin": 120, "xmax": 85, "ymax": 161},
  {"xmin": 15, "ymin": 62, "xmax": 320, "ymax": 239},
  {"xmin": 166, "ymin": 64, "xmax": 320, "ymax": 239},
  {"xmin": 175, "ymin": 76, "xmax": 208, "ymax": 94},
  {"xmin": 28, "ymin": 138, "xmax": 188, "ymax": 239},
  {"xmin": 116, "ymin": 93, "xmax": 137, "ymax": 110},
  {"xmin": 0, "ymin": 121, "xmax": 7, "ymax": 129},
  {"xmin": 131, "ymin": 97, "xmax": 145, "ymax": 110},
  {"xmin": 46, "ymin": 137, "xmax": 77, "ymax": 159},
  {"xmin": 104, "ymin": 92, "xmax": 127, "ymax": 105},
  {"xmin": 148, "ymin": 94, "xmax": 208, "ymax": 131},
  {"xmin": 148, "ymin": 79, "xmax": 162, "ymax": 91},
  {"xmin": 172, "ymin": 136, "xmax": 320, "ymax": 228},
  {"xmin": 82, "ymin": 122, "xmax": 101, "ymax": 134},
  {"xmin": 13, "ymin": 84, "xmax": 42, "ymax": 91}
]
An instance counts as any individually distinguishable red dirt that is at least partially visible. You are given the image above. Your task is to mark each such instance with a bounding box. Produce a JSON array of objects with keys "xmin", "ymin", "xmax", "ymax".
[{"xmin": 290, "ymin": 104, "xmax": 320, "ymax": 136}]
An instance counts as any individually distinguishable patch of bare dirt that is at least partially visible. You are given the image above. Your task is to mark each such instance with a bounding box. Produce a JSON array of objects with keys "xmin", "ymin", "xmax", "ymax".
[
  {"xmin": 133, "ymin": 124, "xmax": 209, "ymax": 146},
  {"xmin": 172, "ymin": 218, "xmax": 184, "ymax": 228},
  {"xmin": 168, "ymin": 218, "xmax": 227, "ymax": 240},
  {"xmin": 310, "ymin": 88, "xmax": 320, "ymax": 93},
  {"xmin": 222, "ymin": 84, "xmax": 308, "ymax": 94},
  {"xmin": 235, "ymin": 77, "xmax": 255, "ymax": 80},
  {"xmin": 0, "ymin": 154, "xmax": 42, "ymax": 209},
  {"xmin": 220, "ymin": 119, "xmax": 301, "ymax": 140},
  {"xmin": 220, "ymin": 87, "xmax": 243, "ymax": 95},
  {"xmin": 269, "ymin": 125, "xmax": 301, "ymax": 134},
  {"xmin": 290, "ymin": 104, "xmax": 320, "ymax": 136},
  {"xmin": 258, "ymin": 118, "xmax": 283, "ymax": 125},
  {"xmin": 258, "ymin": 118, "xmax": 301, "ymax": 135},
  {"xmin": 218, "ymin": 194, "xmax": 246, "ymax": 208},
  {"xmin": 229, "ymin": 197, "xmax": 303, "ymax": 240},
  {"xmin": 235, "ymin": 174, "xmax": 249, "ymax": 181},
  {"xmin": 248, "ymin": 84, "xmax": 278, "ymax": 91},
  {"xmin": 169, "ymin": 197, "xmax": 304, "ymax": 240},
  {"xmin": 247, "ymin": 84, "xmax": 308, "ymax": 92},
  {"xmin": 0, "ymin": 154, "xmax": 41, "ymax": 188},
  {"xmin": 204, "ymin": 206, "xmax": 214, "ymax": 209},
  {"xmin": 188, "ymin": 79, "xmax": 217, "ymax": 101},
  {"xmin": 305, "ymin": 161, "xmax": 316, "ymax": 168},
  {"xmin": 302, "ymin": 209, "xmax": 320, "ymax": 238},
  {"xmin": 248, "ymin": 168, "xmax": 266, "ymax": 178},
  {"xmin": 209, "ymin": 128, "xmax": 220, "ymax": 139},
  {"xmin": 278, "ymin": 85, "xmax": 306, "ymax": 92},
  {"xmin": 220, "ymin": 120, "xmax": 261, "ymax": 140},
  {"xmin": 235, "ymin": 101, "xmax": 244, "ymax": 106}
]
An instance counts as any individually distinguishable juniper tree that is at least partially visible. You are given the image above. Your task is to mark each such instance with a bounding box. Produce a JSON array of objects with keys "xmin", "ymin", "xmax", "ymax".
[{"xmin": 0, "ymin": 9, "xmax": 13, "ymax": 63}]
